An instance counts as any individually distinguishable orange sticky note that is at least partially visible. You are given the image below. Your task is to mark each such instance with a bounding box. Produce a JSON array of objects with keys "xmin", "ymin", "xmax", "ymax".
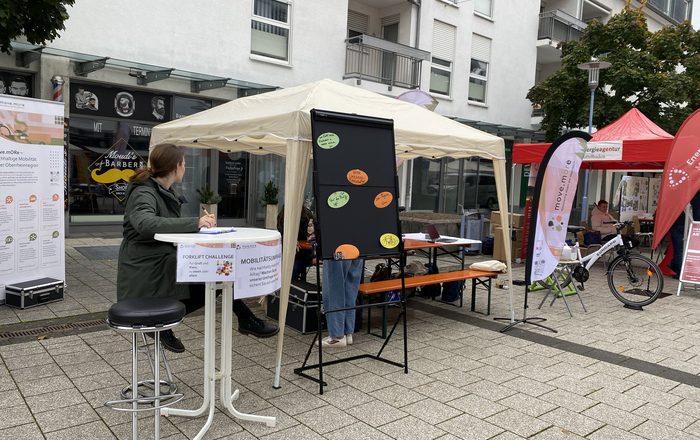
[
  {"xmin": 374, "ymin": 191, "xmax": 393, "ymax": 208},
  {"xmin": 335, "ymin": 244, "xmax": 360, "ymax": 259},
  {"xmin": 347, "ymin": 169, "xmax": 368, "ymax": 185}
]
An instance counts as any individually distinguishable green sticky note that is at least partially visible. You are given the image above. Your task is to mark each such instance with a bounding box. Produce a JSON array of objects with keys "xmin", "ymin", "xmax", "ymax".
[
  {"xmin": 328, "ymin": 191, "xmax": 349, "ymax": 208},
  {"xmin": 317, "ymin": 132, "xmax": 340, "ymax": 149}
]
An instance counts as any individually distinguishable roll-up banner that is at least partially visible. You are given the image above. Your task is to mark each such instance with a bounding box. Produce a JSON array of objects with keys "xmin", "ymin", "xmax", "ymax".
[
  {"xmin": 0, "ymin": 96, "xmax": 66, "ymax": 303},
  {"xmin": 526, "ymin": 131, "xmax": 590, "ymax": 285}
]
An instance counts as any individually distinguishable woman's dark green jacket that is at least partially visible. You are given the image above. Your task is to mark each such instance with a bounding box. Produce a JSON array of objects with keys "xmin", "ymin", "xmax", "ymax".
[{"xmin": 117, "ymin": 177, "xmax": 199, "ymax": 302}]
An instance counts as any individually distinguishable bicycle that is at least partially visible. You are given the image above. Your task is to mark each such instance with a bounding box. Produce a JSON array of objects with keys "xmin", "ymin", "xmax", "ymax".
[{"xmin": 540, "ymin": 221, "xmax": 664, "ymax": 309}]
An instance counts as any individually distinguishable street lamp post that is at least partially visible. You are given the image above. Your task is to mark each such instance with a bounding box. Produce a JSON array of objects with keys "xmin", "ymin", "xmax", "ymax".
[{"xmin": 577, "ymin": 58, "xmax": 611, "ymax": 222}]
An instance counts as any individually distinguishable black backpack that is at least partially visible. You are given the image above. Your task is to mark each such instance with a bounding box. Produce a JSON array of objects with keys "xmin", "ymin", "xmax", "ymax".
[
  {"xmin": 441, "ymin": 280, "xmax": 463, "ymax": 302},
  {"xmin": 419, "ymin": 262, "xmax": 441, "ymax": 298}
]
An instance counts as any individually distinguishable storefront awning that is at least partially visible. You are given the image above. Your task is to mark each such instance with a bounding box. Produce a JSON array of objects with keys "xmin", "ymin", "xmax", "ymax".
[{"xmin": 11, "ymin": 42, "xmax": 277, "ymax": 95}]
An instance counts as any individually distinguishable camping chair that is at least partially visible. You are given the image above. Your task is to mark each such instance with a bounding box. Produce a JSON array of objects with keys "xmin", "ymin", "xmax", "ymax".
[{"xmin": 632, "ymin": 215, "xmax": 653, "ymax": 250}]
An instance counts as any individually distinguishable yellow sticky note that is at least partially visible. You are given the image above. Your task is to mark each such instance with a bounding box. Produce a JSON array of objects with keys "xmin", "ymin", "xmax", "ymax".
[{"xmin": 380, "ymin": 233, "xmax": 399, "ymax": 249}]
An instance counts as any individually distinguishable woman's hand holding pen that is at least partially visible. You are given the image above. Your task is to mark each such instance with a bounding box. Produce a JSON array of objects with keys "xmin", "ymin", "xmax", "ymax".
[{"xmin": 199, "ymin": 209, "xmax": 217, "ymax": 229}]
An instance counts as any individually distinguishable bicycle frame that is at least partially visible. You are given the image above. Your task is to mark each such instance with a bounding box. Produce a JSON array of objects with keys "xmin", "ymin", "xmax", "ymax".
[{"xmin": 573, "ymin": 234, "xmax": 624, "ymax": 271}]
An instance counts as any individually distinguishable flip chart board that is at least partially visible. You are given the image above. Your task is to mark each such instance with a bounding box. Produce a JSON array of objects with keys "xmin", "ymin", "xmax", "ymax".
[{"xmin": 310, "ymin": 109, "xmax": 400, "ymax": 260}]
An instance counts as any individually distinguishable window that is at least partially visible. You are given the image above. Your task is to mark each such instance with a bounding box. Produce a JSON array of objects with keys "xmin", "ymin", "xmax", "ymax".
[
  {"xmin": 430, "ymin": 58, "xmax": 452, "ymax": 95},
  {"xmin": 430, "ymin": 21, "xmax": 455, "ymax": 96},
  {"xmin": 347, "ymin": 10, "xmax": 369, "ymax": 39},
  {"xmin": 468, "ymin": 34, "xmax": 490, "ymax": 103},
  {"xmin": 647, "ymin": 0, "xmax": 690, "ymax": 21},
  {"xmin": 251, "ymin": 0, "xmax": 291, "ymax": 61},
  {"xmin": 474, "ymin": 0, "xmax": 492, "ymax": 17}
]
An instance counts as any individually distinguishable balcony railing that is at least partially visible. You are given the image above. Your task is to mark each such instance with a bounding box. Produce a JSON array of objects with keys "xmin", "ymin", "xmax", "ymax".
[
  {"xmin": 344, "ymin": 34, "xmax": 430, "ymax": 90},
  {"xmin": 538, "ymin": 10, "xmax": 586, "ymax": 43}
]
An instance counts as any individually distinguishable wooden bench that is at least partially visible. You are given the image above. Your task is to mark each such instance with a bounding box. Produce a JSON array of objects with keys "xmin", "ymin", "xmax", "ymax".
[{"xmin": 358, "ymin": 269, "xmax": 500, "ymax": 338}]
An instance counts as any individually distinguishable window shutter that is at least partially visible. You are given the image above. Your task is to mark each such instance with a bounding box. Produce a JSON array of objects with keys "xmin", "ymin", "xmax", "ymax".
[
  {"xmin": 381, "ymin": 14, "xmax": 400, "ymax": 27},
  {"xmin": 432, "ymin": 20, "xmax": 456, "ymax": 61},
  {"xmin": 472, "ymin": 34, "xmax": 491, "ymax": 62},
  {"xmin": 348, "ymin": 10, "xmax": 369, "ymax": 33}
]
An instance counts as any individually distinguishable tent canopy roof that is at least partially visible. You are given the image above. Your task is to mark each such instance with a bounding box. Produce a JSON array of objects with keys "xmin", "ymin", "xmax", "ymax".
[
  {"xmin": 151, "ymin": 78, "xmax": 504, "ymax": 160},
  {"xmin": 514, "ymin": 109, "xmax": 673, "ymax": 169},
  {"xmin": 590, "ymin": 108, "xmax": 673, "ymax": 142}
]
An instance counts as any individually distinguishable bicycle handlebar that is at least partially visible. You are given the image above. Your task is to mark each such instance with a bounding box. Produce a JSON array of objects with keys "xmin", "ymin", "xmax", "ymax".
[{"xmin": 616, "ymin": 221, "xmax": 633, "ymax": 233}]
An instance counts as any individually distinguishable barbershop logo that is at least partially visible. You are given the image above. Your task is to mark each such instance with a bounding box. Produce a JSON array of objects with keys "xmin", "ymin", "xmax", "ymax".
[
  {"xmin": 668, "ymin": 168, "xmax": 689, "ymax": 188},
  {"xmin": 89, "ymin": 141, "xmax": 145, "ymax": 201},
  {"xmin": 114, "ymin": 92, "xmax": 135, "ymax": 117}
]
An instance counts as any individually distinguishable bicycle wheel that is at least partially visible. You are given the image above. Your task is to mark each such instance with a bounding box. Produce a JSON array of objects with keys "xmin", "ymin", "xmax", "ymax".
[{"xmin": 607, "ymin": 254, "xmax": 663, "ymax": 307}]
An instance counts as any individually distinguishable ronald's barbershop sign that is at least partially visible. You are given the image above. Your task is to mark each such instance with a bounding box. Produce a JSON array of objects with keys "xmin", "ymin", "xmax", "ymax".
[{"xmin": 88, "ymin": 140, "xmax": 145, "ymax": 201}]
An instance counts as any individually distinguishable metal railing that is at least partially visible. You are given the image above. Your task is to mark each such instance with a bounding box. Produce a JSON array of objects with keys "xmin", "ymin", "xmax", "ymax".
[
  {"xmin": 344, "ymin": 34, "xmax": 430, "ymax": 90},
  {"xmin": 538, "ymin": 10, "xmax": 586, "ymax": 43}
]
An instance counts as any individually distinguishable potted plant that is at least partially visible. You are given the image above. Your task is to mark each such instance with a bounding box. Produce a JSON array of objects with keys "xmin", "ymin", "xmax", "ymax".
[
  {"xmin": 260, "ymin": 180, "xmax": 279, "ymax": 229},
  {"xmin": 196, "ymin": 184, "xmax": 222, "ymax": 219}
]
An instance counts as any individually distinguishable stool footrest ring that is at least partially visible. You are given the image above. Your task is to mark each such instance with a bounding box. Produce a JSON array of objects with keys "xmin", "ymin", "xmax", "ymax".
[
  {"xmin": 104, "ymin": 393, "xmax": 184, "ymax": 412},
  {"xmin": 121, "ymin": 380, "xmax": 179, "ymax": 402}
]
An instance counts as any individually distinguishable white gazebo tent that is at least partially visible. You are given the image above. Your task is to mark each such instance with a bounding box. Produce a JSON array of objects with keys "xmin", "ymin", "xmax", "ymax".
[{"xmin": 150, "ymin": 78, "xmax": 514, "ymax": 387}]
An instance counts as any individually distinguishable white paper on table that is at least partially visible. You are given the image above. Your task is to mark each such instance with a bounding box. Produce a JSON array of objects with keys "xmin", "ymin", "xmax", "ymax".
[
  {"xmin": 234, "ymin": 239, "xmax": 282, "ymax": 299},
  {"xmin": 176, "ymin": 242, "xmax": 237, "ymax": 283},
  {"xmin": 198, "ymin": 227, "xmax": 236, "ymax": 234}
]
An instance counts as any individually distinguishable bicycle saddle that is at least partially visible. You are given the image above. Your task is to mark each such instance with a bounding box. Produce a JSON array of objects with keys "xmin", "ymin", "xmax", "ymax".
[{"xmin": 567, "ymin": 226, "xmax": 586, "ymax": 233}]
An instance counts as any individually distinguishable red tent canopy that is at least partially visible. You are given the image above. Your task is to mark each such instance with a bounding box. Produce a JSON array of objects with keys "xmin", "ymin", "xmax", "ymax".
[{"xmin": 514, "ymin": 109, "xmax": 674, "ymax": 169}]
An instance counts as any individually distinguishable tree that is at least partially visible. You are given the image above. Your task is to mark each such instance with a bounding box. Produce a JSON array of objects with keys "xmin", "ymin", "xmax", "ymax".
[
  {"xmin": 527, "ymin": 2, "xmax": 700, "ymax": 141},
  {"xmin": 0, "ymin": 0, "xmax": 75, "ymax": 55}
]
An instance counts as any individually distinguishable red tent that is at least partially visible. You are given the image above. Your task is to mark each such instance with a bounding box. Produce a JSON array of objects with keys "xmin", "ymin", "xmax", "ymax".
[{"xmin": 514, "ymin": 109, "xmax": 674, "ymax": 169}]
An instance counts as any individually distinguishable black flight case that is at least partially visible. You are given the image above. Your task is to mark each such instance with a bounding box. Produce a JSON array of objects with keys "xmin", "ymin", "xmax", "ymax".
[{"xmin": 5, "ymin": 277, "xmax": 64, "ymax": 309}]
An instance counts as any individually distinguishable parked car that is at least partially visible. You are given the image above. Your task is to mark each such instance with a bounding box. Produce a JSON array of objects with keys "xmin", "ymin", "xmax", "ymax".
[{"xmin": 464, "ymin": 174, "xmax": 497, "ymax": 210}]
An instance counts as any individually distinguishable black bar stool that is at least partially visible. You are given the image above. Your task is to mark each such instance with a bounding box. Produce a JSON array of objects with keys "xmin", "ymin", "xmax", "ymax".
[{"xmin": 105, "ymin": 297, "xmax": 186, "ymax": 440}]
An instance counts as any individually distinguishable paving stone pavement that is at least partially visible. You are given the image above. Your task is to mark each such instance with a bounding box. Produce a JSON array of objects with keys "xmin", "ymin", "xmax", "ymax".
[{"xmin": 1, "ymin": 233, "xmax": 700, "ymax": 439}]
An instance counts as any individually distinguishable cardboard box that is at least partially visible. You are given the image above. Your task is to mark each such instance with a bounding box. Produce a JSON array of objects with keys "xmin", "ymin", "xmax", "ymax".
[
  {"xmin": 490, "ymin": 211, "xmax": 525, "ymax": 229},
  {"xmin": 493, "ymin": 227, "xmax": 523, "ymax": 262}
]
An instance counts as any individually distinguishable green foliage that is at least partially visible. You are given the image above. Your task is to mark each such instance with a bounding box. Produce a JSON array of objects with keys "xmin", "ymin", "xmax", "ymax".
[
  {"xmin": 527, "ymin": 3, "xmax": 700, "ymax": 141},
  {"xmin": 0, "ymin": 0, "xmax": 75, "ymax": 55},
  {"xmin": 195, "ymin": 184, "xmax": 222, "ymax": 204},
  {"xmin": 260, "ymin": 180, "xmax": 279, "ymax": 206}
]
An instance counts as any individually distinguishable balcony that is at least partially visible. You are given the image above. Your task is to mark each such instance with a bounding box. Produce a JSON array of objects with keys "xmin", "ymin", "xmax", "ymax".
[
  {"xmin": 537, "ymin": 10, "xmax": 587, "ymax": 65},
  {"xmin": 344, "ymin": 34, "xmax": 430, "ymax": 90},
  {"xmin": 538, "ymin": 10, "xmax": 586, "ymax": 44}
]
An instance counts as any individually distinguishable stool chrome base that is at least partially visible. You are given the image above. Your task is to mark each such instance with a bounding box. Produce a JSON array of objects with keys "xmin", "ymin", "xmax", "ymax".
[
  {"xmin": 105, "ymin": 319, "xmax": 184, "ymax": 440},
  {"xmin": 121, "ymin": 334, "xmax": 179, "ymax": 403}
]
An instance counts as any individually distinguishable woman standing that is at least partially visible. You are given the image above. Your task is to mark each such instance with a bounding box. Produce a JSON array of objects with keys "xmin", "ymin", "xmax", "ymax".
[{"xmin": 117, "ymin": 144, "xmax": 277, "ymax": 352}]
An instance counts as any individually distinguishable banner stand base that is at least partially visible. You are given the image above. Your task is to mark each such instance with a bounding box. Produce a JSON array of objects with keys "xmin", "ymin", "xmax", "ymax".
[{"xmin": 494, "ymin": 316, "xmax": 558, "ymax": 333}]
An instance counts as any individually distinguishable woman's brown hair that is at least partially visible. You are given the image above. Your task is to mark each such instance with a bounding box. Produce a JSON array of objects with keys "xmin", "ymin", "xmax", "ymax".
[{"xmin": 130, "ymin": 143, "xmax": 185, "ymax": 181}]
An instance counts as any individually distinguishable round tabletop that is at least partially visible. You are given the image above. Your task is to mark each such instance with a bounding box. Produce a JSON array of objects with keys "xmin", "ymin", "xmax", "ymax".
[{"xmin": 155, "ymin": 227, "xmax": 280, "ymax": 244}]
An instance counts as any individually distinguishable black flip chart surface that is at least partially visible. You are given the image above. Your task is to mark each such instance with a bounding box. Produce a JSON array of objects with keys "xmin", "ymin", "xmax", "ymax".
[{"xmin": 311, "ymin": 109, "xmax": 401, "ymax": 260}]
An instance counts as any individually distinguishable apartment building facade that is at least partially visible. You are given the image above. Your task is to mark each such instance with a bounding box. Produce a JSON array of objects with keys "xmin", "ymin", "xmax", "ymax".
[{"xmin": 0, "ymin": 0, "xmax": 691, "ymax": 233}]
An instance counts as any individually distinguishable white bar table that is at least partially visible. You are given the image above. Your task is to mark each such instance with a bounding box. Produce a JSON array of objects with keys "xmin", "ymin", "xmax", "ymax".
[{"xmin": 154, "ymin": 228, "xmax": 278, "ymax": 439}]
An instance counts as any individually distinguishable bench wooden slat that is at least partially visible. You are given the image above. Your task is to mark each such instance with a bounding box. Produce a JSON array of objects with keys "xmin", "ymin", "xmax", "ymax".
[{"xmin": 359, "ymin": 269, "xmax": 499, "ymax": 295}]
